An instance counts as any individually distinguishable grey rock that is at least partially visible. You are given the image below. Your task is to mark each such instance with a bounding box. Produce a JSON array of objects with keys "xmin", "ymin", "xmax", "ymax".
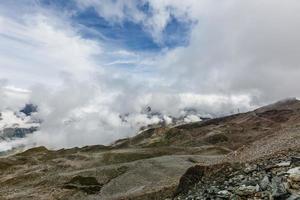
[
  {"xmin": 255, "ymin": 184, "xmax": 260, "ymax": 192},
  {"xmin": 260, "ymin": 175, "xmax": 271, "ymax": 190},
  {"xmin": 244, "ymin": 164, "xmax": 257, "ymax": 174},
  {"xmin": 276, "ymin": 161, "xmax": 291, "ymax": 167},
  {"xmin": 287, "ymin": 194, "xmax": 300, "ymax": 200},
  {"xmin": 229, "ymin": 194, "xmax": 241, "ymax": 200},
  {"xmin": 233, "ymin": 175, "xmax": 245, "ymax": 183},
  {"xmin": 207, "ymin": 186, "xmax": 220, "ymax": 194},
  {"xmin": 287, "ymin": 167, "xmax": 300, "ymax": 176},
  {"xmin": 234, "ymin": 185, "xmax": 256, "ymax": 196},
  {"xmin": 241, "ymin": 179, "xmax": 258, "ymax": 186},
  {"xmin": 291, "ymin": 157, "xmax": 300, "ymax": 166},
  {"xmin": 271, "ymin": 176, "xmax": 288, "ymax": 199},
  {"xmin": 217, "ymin": 190, "xmax": 232, "ymax": 198}
]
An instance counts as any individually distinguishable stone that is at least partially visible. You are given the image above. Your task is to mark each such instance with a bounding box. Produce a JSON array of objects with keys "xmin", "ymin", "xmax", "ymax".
[
  {"xmin": 254, "ymin": 191, "xmax": 271, "ymax": 200},
  {"xmin": 229, "ymin": 194, "xmax": 241, "ymax": 200},
  {"xmin": 288, "ymin": 167, "xmax": 300, "ymax": 190},
  {"xmin": 217, "ymin": 190, "xmax": 232, "ymax": 198},
  {"xmin": 287, "ymin": 194, "xmax": 300, "ymax": 200},
  {"xmin": 291, "ymin": 157, "xmax": 300, "ymax": 166},
  {"xmin": 288, "ymin": 167, "xmax": 300, "ymax": 175},
  {"xmin": 260, "ymin": 175, "xmax": 270, "ymax": 190},
  {"xmin": 63, "ymin": 176, "xmax": 102, "ymax": 194},
  {"xmin": 255, "ymin": 184, "xmax": 260, "ymax": 192},
  {"xmin": 174, "ymin": 165, "xmax": 205, "ymax": 196},
  {"xmin": 234, "ymin": 185, "xmax": 256, "ymax": 196},
  {"xmin": 241, "ymin": 179, "xmax": 258, "ymax": 186},
  {"xmin": 289, "ymin": 174, "xmax": 300, "ymax": 182},
  {"xmin": 174, "ymin": 156, "xmax": 300, "ymax": 200},
  {"xmin": 271, "ymin": 176, "xmax": 289, "ymax": 199},
  {"xmin": 233, "ymin": 174, "xmax": 245, "ymax": 182},
  {"xmin": 244, "ymin": 164, "xmax": 257, "ymax": 174},
  {"xmin": 207, "ymin": 186, "xmax": 220, "ymax": 194},
  {"xmin": 266, "ymin": 161, "xmax": 291, "ymax": 171},
  {"xmin": 276, "ymin": 161, "xmax": 291, "ymax": 167},
  {"xmin": 288, "ymin": 180, "xmax": 300, "ymax": 190}
]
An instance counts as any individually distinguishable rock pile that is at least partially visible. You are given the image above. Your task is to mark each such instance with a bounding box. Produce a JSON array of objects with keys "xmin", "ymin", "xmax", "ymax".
[{"xmin": 174, "ymin": 154, "xmax": 300, "ymax": 200}]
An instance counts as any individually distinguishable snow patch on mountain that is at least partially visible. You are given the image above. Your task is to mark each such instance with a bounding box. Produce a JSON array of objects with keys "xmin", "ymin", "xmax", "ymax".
[
  {"xmin": 0, "ymin": 108, "xmax": 40, "ymax": 152},
  {"xmin": 0, "ymin": 110, "xmax": 39, "ymax": 130}
]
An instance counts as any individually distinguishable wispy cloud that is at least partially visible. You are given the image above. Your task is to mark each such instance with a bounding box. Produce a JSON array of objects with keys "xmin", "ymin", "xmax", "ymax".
[{"xmin": 1, "ymin": 0, "xmax": 300, "ymax": 150}]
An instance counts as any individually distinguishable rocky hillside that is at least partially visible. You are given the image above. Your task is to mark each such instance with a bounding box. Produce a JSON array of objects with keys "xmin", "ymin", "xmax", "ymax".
[
  {"xmin": 1, "ymin": 99, "xmax": 300, "ymax": 199},
  {"xmin": 174, "ymin": 150, "xmax": 300, "ymax": 200}
]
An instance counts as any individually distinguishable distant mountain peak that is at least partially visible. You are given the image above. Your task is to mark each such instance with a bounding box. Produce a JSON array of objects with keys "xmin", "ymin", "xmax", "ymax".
[
  {"xmin": 20, "ymin": 103, "xmax": 38, "ymax": 116},
  {"xmin": 0, "ymin": 109, "xmax": 40, "ymax": 152}
]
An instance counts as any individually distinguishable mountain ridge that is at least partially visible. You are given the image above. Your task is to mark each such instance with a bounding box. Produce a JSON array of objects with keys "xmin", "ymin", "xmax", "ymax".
[{"xmin": 1, "ymin": 99, "xmax": 300, "ymax": 199}]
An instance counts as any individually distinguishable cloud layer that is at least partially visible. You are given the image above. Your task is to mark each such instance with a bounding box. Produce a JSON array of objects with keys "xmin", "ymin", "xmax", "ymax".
[{"xmin": 1, "ymin": 0, "xmax": 300, "ymax": 149}]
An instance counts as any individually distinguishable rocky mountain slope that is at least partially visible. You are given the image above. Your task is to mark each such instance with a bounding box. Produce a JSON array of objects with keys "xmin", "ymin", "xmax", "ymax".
[
  {"xmin": 174, "ymin": 151, "xmax": 300, "ymax": 200},
  {"xmin": 1, "ymin": 99, "xmax": 300, "ymax": 199}
]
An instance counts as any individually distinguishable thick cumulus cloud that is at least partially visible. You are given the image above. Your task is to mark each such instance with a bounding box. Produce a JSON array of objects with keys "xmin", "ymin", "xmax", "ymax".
[
  {"xmin": 75, "ymin": 0, "xmax": 300, "ymax": 102},
  {"xmin": 1, "ymin": 0, "xmax": 300, "ymax": 150},
  {"xmin": 156, "ymin": 0, "xmax": 300, "ymax": 103}
]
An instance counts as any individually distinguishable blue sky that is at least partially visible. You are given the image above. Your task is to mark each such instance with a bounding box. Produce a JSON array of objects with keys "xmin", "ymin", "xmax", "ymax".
[{"xmin": 40, "ymin": 0, "xmax": 192, "ymax": 51}]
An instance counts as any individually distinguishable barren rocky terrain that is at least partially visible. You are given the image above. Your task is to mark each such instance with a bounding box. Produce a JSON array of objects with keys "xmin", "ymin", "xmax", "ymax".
[{"xmin": 1, "ymin": 99, "xmax": 300, "ymax": 199}]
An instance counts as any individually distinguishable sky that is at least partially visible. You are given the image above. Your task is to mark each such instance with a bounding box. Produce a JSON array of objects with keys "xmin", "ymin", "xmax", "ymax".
[{"xmin": 1, "ymin": 0, "xmax": 300, "ymax": 149}]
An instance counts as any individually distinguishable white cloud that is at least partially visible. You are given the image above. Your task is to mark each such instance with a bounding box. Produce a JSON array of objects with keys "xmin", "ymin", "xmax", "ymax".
[
  {"xmin": 74, "ymin": 0, "xmax": 300, "ymax": 103},
  {"xmin": 156, "ymin": 0, "xmax": 300, "ymax": 103},
  {"xmin": 75, "ymin": 0, "xmax": 193, "ymax": 43},
  {"xmin": 0, "ymin": 80, "xmax": 29, "ymax": 110},
  {"xmin": 0, "ymin": 14, "xmax": 101, "ymax": 87},
  {"xmin": 2, "ymin": 0, "xmax": 300, "ymax": 150},
  {"xmin": 184, "ymin": 115, "xmax": 200, "ymax": 123}
]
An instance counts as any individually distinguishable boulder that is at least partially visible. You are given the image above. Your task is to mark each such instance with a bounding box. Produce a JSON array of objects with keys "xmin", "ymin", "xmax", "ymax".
[
  {"xmin": 173, "ymin": 165, "xmax": 205, "ymax": 196},
  {"xmin": 288, "ymin": 167, "xmax": 300, "ymax": 190},
  {"xmin": 291, "ymin": 157, "xmax": 300, "ymax": 166},
  {"xmin": 271, "ymin": 176, "xmax": 289, "ymax": 199},
  {"xmin": 63, "ymin": 176, "xmax": 103, "ymax": 194},
  {"xmin": 287, "ymin": 167, "xmax": 300, "ymax": 175},
  {"xmin": 287, "ymin": 194, "xmax": 300, "ymax": 200},
  {"xmin": 217, "ymin": 190, "xmax": 232, "ymax": 198},
  {"xmin": 260, "ymin": 175, "xmax": 270, "ymax": 190},
  {"xmin": 234, "ymin": 185, "xmax": 257, "ymax": 196},
  {"xmin": 276, "ymin": 161, "xmax": 291, "ymax": 167}
]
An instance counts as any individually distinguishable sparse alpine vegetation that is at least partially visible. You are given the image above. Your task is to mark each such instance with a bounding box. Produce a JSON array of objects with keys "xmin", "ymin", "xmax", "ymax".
[{"xmin": 1, "ymin": 99, "xmax": 300, "ymax": 199}]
